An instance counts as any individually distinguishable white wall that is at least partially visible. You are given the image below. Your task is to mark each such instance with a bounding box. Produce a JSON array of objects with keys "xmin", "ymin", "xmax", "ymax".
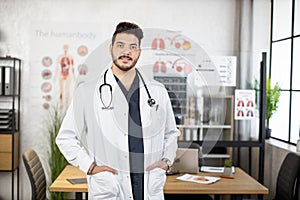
[{"xmin": 0, "ymin": 0, "xmax": 270, "ymax": 199}]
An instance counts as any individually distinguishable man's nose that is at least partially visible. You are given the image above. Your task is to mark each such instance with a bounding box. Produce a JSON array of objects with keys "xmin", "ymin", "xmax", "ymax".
[
  {"xmin": 122, "ymin": 46, "xmax": 132, "ymax": 54},
  {"xmin": 121, "ymin": 44, "xmax": 135, "ymax": 54}
]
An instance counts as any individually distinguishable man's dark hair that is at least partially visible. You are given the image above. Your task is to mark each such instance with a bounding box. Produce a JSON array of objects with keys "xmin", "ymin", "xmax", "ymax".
[{"xmin": 112, "ymin": 22, "xmax": 144, "ymax": 46}]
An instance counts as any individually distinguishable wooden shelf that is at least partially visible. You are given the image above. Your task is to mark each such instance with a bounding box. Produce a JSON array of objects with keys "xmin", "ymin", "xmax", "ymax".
[{"xmin": 0, "ymin": 57, "xmax": 21, "ymax": 200}]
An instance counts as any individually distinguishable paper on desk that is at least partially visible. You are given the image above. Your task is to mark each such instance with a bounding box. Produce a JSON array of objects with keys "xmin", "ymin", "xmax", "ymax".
[
  {"xmin": 176, "ymin": 174, "xmax": 220, "ymax": 184},
  {"xmin": 200, "ymin": 166, "xmax": 235, "ymax": 173}
]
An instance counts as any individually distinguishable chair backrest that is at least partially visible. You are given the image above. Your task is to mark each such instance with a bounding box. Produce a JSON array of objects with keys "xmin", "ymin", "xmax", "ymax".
[
  {"xmin": 274, "ymin": 152, "xmax": 300, "ymax": 200},
  {"xmin": 22, "ymin": 149, "xmax": 46, "ymax": 200}
]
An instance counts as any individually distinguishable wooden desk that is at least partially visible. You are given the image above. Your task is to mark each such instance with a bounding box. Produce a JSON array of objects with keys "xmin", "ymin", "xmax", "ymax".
[
  {"xmin": 165, "ymin": 169, "xmax": 268, "ymax": 195},
  {"xmin": 49, "ymin": 165, "xmax": 87, "ymax": 200},
  {"xmin": 50, "ymin": 165, "xmax": 268, "ymax": 199}
]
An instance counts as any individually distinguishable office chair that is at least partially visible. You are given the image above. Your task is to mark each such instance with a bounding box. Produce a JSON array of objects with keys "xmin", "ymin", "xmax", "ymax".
[
  {"xmin": 274, "ymin": 152, "xmax": 300, "ymax": 200},
  {"xmin": 22, "ymin": 149, "xmax": 47, "ymax": 200}
]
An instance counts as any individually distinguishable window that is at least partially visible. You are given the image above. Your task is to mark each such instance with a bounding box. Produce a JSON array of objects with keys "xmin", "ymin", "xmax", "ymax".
[{"xmin": 270, "ymin": 0, "xmax": 300, "ymax": 144}]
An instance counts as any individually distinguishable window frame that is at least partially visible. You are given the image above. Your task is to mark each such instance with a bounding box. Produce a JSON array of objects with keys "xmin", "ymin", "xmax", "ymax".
[{"xmin": 270, "ymin": 0, "xmax": 300, "ymax": 144}]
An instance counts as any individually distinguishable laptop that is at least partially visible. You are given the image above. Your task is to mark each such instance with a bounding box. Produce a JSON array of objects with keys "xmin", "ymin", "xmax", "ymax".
[{"xmin": 171, "ymin": 148, "xmax": 199, "ymax": 174}]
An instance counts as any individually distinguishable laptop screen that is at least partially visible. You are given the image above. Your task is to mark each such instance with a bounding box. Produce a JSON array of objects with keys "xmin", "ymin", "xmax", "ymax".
[{"xmin": 171, "ymin": 148, "xmax": 199, "ymax": 174}]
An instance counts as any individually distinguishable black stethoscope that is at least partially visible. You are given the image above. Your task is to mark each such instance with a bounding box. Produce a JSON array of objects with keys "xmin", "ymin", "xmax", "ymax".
[{"xmin": 99, "ymin": 69, "xmax": 156, "ymax": 110}]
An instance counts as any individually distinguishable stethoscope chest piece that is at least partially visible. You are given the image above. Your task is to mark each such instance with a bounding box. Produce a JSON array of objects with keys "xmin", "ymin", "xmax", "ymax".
[{"xmin": 147, "ymin": 98, "xmax": 156, "ymax": 107}]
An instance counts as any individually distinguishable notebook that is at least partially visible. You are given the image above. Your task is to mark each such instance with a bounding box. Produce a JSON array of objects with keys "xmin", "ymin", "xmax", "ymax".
[{"xmin": 171, "ymin": 148, "xmax": 199, "ymax": 174}]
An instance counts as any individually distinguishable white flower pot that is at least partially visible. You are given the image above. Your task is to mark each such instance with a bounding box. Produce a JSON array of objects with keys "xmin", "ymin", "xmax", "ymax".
[{"xmin": 223, "ymin": 167, "xmax": 233, "ymax": 176}]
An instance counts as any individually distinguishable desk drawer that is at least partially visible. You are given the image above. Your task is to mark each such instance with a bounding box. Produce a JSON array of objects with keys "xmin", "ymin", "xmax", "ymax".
[
  {"xmin": 0, "ymin": 152, "xmax": 19, "ymax": 170},
  {"xmin": 0, "ymin": 133, "xmax": 19, "ymax": 152},
  {"xmin": 0, "ymin": 133, "xmax": 19, "ymax": 170}
]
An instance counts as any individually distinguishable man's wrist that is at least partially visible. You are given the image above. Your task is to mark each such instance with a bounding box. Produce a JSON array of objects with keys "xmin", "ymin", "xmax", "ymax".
[
  {"xmin": 161, "ymin": 158, "xmax": 172, "ymax": 171},
  {"xmin": 87, "ymin": 163, "xmax": 96, "ymax": 175}
]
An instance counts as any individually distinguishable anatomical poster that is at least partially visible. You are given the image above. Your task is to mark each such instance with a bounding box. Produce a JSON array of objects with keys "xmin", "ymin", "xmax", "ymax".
[
  {"xmin": 234, "ymin": 89, "xmax": 256, "ymax": 120},
  {"xmin": 135, "ymin": 30, "xmax": 194, "ymax": 81},
  {"xmin": 141, "ymin": 29, "xmax": 222, "ymax": 87},
  {"xmin": 29, "ymin": 22, "xmax": 102, "ymax": 113},
  {"xmin": 26, "ymin": 21, "xmax": 104, "ymax": 147}
]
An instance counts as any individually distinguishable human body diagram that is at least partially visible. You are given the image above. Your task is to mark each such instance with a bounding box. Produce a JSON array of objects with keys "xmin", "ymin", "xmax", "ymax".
[{"xmin": 57, "ymin": 45, "xmax": 75, "ymax": 110}]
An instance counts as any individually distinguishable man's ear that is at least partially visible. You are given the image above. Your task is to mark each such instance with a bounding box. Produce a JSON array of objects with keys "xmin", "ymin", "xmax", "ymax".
[{"xmin": 109, "ymin": 44, "xmax": 112, "ymax": 53}]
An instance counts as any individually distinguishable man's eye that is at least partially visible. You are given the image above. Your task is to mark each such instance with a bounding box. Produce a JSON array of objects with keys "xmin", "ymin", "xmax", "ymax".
[
  {"xmin": 130, "ymin": 45, "xmax": 138, "ymax": 50},
  {"xmin": 117, "ymin": 43, "xmax": 124, "ymax": 48}
]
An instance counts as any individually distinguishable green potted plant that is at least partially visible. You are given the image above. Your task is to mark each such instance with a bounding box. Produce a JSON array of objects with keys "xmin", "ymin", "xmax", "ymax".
[
  {"xmin": 265, "ymin": 78, "xmax": 281, "ymax": 138},
  {"xmin": 253, "ymin": 77, "xmax": 281, "ymax": 139},
  {"xmin": 47, "ymin": 106, "xmax": 67, "ymax": 200},
  {"xmin": 223, "ymin": 159, "xmax": 233, "ymax": 176}
]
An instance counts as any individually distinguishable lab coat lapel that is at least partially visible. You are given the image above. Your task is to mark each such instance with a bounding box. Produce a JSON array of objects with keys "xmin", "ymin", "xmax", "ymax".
[
  {"xmin": 107, "ymin": 69, "xmax": 129, "ymax": 134},
  {"xmin": 139, "ymin": 72, "xmax": 153, "ymax": 138},
  {"xmin": 139, "ymin": 71, "xmax": 166, "ymax": 171},
  {"xmin": 95, "ymin": 69, "xmax": 129, "ymax": 151},
  {"xmin": 139, "ymin": 71, "xmax": 165, "ymax": 139}
]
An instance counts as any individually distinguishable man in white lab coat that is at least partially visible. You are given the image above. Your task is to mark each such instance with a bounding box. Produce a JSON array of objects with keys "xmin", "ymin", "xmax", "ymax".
[{"xmin": 56, "ymin": 21, "xmax": 180, "ymax": 200}]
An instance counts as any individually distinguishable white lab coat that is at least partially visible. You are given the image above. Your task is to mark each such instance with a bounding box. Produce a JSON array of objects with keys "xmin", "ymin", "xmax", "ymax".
[{"xmin": 56, "ymin": 68, "xmax": 180, "ymax": 200}]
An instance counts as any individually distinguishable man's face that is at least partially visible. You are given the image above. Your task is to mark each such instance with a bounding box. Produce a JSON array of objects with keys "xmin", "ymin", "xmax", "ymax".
[{"xmin": 111, "ymin": 33, "xmax": 141, "ymax": 72}]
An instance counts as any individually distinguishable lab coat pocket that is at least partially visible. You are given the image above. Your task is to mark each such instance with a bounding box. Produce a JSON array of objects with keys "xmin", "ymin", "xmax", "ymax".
[
  {"xmin": 88, "ymin": 171, "xmax": 119, "ymax": 199},
  {"xmin": 147, "ymin": 168, "xmax": 166, "ymax": 199},
  {"xmin": 143, "ymin": 105, "xmax": 166, "ymax": 140}
]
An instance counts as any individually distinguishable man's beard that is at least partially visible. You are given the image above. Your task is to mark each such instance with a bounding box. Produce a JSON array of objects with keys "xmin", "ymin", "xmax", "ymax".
[{"xmin": 112, "ymin": 55, "xmax": 139, "ymax": 72}]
